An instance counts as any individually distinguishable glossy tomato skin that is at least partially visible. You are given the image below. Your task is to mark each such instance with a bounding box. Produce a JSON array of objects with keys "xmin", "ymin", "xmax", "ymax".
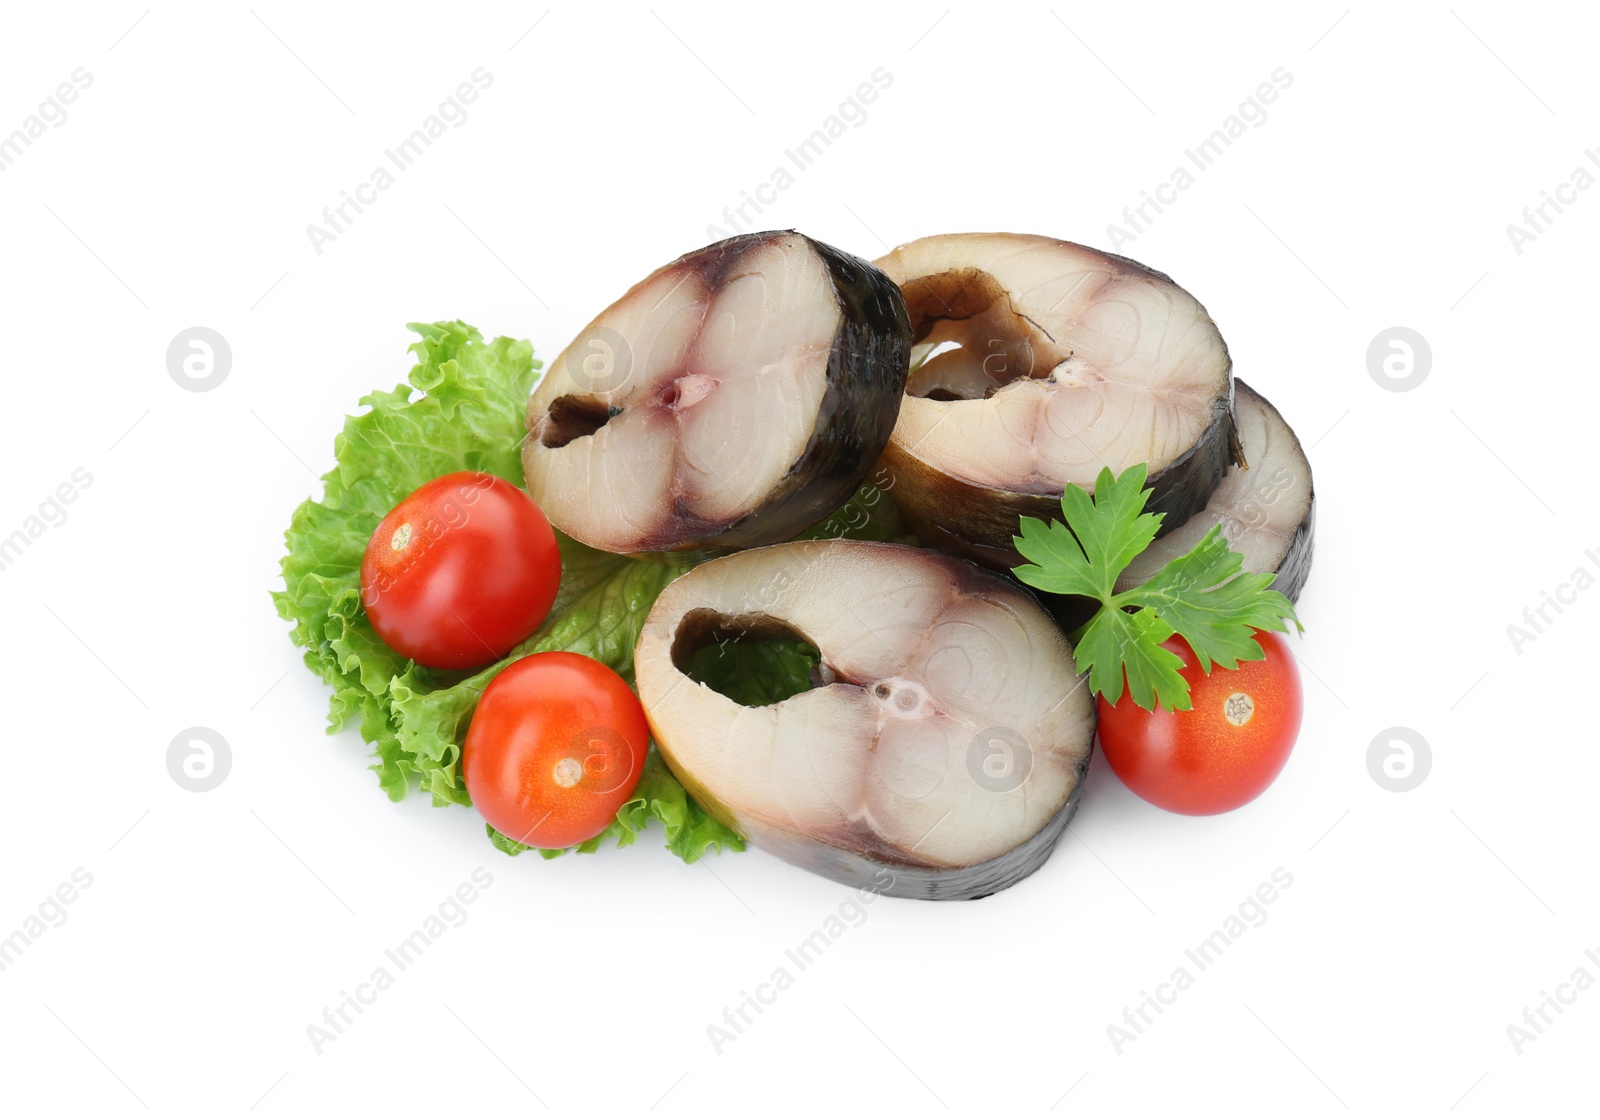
[
  {"xmin": 1096, "ymin": 631, "xmax": 1303, "ymax": 816},
  {"xmin": 361, "ymin": 472, "xmax": 560, "ymax": 670},
  {"xmin": 462, "ymin": 652, "xmax": 650, "ymax": 849}
]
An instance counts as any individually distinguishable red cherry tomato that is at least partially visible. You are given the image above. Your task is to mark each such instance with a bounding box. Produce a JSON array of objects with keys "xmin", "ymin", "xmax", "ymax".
[
  {"xmin": 361, "ymin": 472, "xmax": 560, "ymax": 670},
  {"xmin": 1096, "ymin": 631, "xmax": 1303, "ymax": 815},
  {"xmin": 462, "ymin": 652, "xmax": 650, "ymax": 849}
]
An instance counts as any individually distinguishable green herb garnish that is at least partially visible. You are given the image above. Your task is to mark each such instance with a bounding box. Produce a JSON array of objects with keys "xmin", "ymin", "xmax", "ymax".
[{"xmin": 1013, "ymin": 463, "xmax": 1299, "ymax": 712}]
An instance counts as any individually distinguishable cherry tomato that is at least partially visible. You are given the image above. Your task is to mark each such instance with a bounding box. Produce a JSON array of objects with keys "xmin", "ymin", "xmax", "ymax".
[
  {"xmin": 1096, "ymin": 631, "xmax": 1302, "ymax": 815},
  {"xmin": 462, "ymin": 652, "xmax": 650, "ymax": 849},
  {"xmin": 361, "ymin": 472, "xmax": 560, "ymax": 671}
]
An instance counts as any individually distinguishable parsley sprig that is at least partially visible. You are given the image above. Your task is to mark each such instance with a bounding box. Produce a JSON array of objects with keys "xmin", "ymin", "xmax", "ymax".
[{"xmin": 1013, "ymin": 463, "xmax": 1299, "ymax": 712}]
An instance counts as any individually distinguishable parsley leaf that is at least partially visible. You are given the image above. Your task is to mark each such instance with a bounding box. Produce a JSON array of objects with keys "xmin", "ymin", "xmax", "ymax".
[
  {"xmin": 1013, "ymin": 463, "xmax": 1299, "ymax": 712},
  {"xmin": 1014, "ymin": 463, "xmax": 1163, "ymax": 599}
]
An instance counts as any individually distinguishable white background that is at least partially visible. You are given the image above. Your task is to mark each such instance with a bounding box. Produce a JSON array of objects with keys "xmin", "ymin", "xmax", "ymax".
[{"xmin": 1, "ymin": 2, "xmax": 1593, "ymax": 1116}]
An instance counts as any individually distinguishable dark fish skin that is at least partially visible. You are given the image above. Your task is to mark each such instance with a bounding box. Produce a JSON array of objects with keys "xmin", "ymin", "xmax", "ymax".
[
  {"xmin": 1149, "ymin": 390, "xmax": 1244, "ymax": 532},
  {"xmin": 698, "ymin": 232, "xmax": 913, "ymax": 548},
  {"xmin": 1273, "ymin": 495, "xmax": 1315, "ymax": 604},
  {"xmin": 1236, "ymin": 381, "xmax": 1315, "ymax": 605},
  {"xmin": 877, "ymin": 390, "xmax": 1241, "ymax": 574},
  {"xmin": 744, "ymin": 749, "xmax": 1093, "ymax": 901}
]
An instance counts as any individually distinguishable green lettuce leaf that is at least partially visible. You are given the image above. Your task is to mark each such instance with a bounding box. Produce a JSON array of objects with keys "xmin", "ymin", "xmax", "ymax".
[{"xmin": 272, "ymin": 321, "xmax": 744, "ymax": 860}]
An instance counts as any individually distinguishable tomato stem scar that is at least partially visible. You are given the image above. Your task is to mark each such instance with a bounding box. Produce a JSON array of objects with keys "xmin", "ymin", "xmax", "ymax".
[
  {"xmin": 552, "ymin": 758, "xmax": 583, "ymax": 788},
  {"xmin": 1224, "ymin": 692, "xmax": 1255, "ymax": 727}
]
